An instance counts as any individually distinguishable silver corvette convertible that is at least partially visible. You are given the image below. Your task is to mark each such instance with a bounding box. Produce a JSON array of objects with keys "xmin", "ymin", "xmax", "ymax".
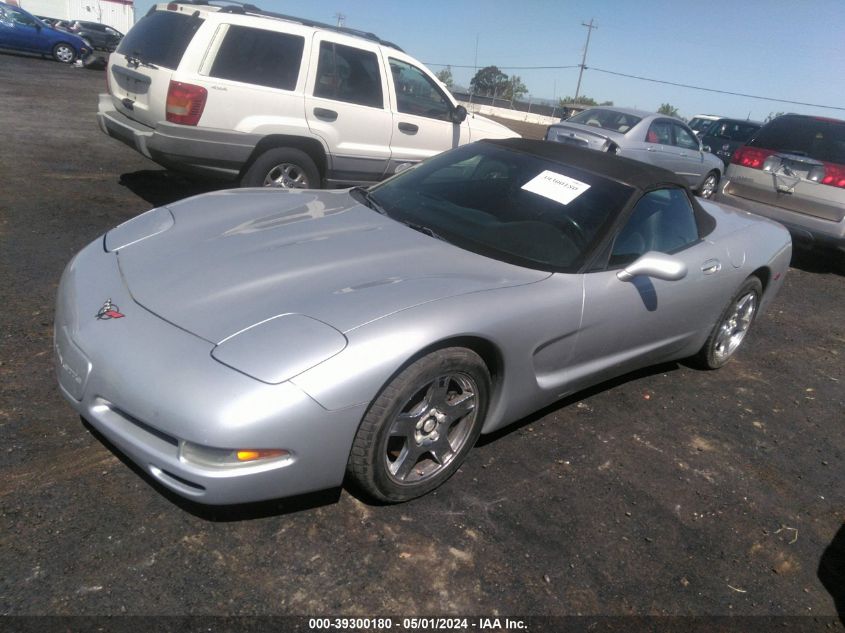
[{"xmin": 55, "ymin": 139, "xmax": 791, "ymax": 505}]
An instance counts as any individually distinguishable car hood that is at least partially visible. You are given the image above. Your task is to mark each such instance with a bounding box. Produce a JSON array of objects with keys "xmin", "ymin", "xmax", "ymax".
[
  {"xmin": 468, "ymin": 113, "xmax": 520, "ymax": 139},
  {"xmin": 115, "ymin": 189, "xmax": 549, "ymax": 343}
]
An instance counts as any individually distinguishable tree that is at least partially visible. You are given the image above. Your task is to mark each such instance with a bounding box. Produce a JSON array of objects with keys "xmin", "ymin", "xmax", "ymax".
[
  {"xmin": 657, "ymin": 103, "xmax": 680, "ymax": 117},
  {"xmin": 559, "ymin": 95, "xmax": 613, "ymax": 106},
  {"xmin": 470, "ymin": 65, "xmax": 509, "ymax": 97},
  {"xmin": 765, "ymin": 111, "xmax": 785, "ymax": 123},
  {"xmin": 435, "ymin": 66, "xmax": 454, "ymax": 90},
  {"xmin": 504, "ymin": 75, "xmax": 528, "ymax": 101}
]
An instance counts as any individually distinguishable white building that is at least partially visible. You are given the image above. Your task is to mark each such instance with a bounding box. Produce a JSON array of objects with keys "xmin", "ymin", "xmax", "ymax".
[{"xmin": 13, "ymin": 0, "xmax": 134, "ymax": 33}]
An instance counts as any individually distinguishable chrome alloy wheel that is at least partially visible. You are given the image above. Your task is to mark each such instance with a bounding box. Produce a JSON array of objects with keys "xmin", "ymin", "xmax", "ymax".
[
  {"xmin": 384, "ymin": 373, "xmax": 478, "ymax": 484},
  {"xmin": 263, "ymin": 163, "xmax": 310, "ymax": 188},
  {"xmin": 700, "ymin": 173, "xmax": 718, "ymax": 199},
  {"xmin": 713, "ymin": 291, "xmax": 757, "ymax": 363}
]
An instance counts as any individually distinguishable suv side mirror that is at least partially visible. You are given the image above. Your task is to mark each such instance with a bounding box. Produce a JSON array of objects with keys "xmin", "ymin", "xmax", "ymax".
[
  {"xmin": 617, "ymin": 251, "xmax": 687, "ymax": 282},
  {"xmin": 450, "ymin": 105, "xmax": 467, "ymax": 124}
]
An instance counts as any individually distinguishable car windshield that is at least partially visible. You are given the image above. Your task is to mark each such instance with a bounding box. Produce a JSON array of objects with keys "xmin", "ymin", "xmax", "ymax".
[
  {"xmin": 704, "ymin": 120, "xmax": 761, "ymax": 142},
  {"xmin": 567, "ymin": 109, "xmax": 642, "ymax": 133},
  {"xmin": 748, "ymin": 116, "xmax": 845, "ymax": 165},
  {"xmin": 688, "ymin": 117, "xmax": 716, "ymax": 133},
  {"xmin": 364, "ymin": 143, "xmax": 635, "ymax": 272}
]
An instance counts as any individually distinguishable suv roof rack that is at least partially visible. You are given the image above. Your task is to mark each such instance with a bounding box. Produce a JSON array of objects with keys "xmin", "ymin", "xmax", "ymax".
[{"xmin": 165, "ymin": 0, "xmax": 404, "ymax": 51}]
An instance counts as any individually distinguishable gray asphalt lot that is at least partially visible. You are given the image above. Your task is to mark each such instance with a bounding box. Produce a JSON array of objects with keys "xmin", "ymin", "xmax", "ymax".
[{"xmin": 0, "ymin": 53, "xmax": 843, "ymax": 623}]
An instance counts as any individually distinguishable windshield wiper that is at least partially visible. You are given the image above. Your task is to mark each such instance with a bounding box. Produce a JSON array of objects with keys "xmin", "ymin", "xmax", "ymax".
[
  {"xmin": 125, "ymin": 52, "xmax": 158, "ymax": 69},
  {"xmin": 349, "ymin": 186, "xmax": 387, "ymax": 215},
  {"xmin": 400, "ymin": 220, "xmax": 447, "ymax": 242}
]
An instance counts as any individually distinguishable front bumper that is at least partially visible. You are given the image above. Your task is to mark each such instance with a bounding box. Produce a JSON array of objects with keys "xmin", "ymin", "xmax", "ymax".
[
  {"xmin": 55, "ymin": 239, "xmax": 365, "ymax": 505},
  {"xmin": 96, "ymin": 94, "xmax": 259, "ymax": 180},
  {"xmin": 716, "ymin": 183, "xmax": 845, "ymax": 253}
]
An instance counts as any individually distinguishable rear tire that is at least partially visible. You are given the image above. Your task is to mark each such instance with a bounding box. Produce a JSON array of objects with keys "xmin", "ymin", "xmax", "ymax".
[
  {"xmin": 695, "ymin": 276, "xmax": 762, "ymax": 369},
  {"xmin": 52, "ymin": 43, "xmax": 76, "ymax": 64},
  {"xmin": 698, "ymin": 170, "xmax": 719, "ymax": 199},
  {"xmin": 240, "ymin": 148, "xmax": 320, "ymax": 189}
]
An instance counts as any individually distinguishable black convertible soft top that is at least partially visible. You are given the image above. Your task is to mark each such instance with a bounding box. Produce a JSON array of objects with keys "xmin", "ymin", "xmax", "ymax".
[{"xmin": 484, "ymin": 137, "xmax": 690, "ymax": 192}]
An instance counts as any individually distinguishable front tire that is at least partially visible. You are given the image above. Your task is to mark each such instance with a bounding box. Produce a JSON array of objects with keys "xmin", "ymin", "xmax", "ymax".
[
  {"xmin": 346, "ymin": 348, "xmax": 490, "ymax": 503},
  {"xmin": 52, "ymin": 43, "xmax": 76, "ymax": 64},
  {"xmin": 698, "ymin": 170, "xmax": 719, "ymax": 199},
  {"xmin": 240, "ymin": 147, "xmax": 320, "ymax": 189},
  {"xmin": 695, "ymin": 276, "xmax": 762, "ymax": 369}
]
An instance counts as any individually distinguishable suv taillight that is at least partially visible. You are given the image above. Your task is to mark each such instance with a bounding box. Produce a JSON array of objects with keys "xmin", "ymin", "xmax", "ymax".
[
  {"xmin": 820, "ymin": 162, "xmax": 845, "ymax": 188},
  {"xmin": 166, "ymin": 81, "xmax": 207, "ymax": 126},
  {"xmin": 731, "ymin": 146, "xmax": 775, "ymax": 169}
]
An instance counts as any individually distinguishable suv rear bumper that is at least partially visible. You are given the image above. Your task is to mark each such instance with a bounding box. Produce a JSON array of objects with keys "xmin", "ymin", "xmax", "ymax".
[
  {"xmin": 97, "ymin": 94, "xmax": 258, "ymax": 180},
  {"xmin": 716, "ymin": 183, "xmax": 845, "ymax": 253}
]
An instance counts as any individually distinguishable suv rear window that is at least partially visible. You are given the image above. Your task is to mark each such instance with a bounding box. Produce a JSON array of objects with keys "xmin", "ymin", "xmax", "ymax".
[
  {"xmin": 209, "ymin": 25, "xmax": 304, "ymax": 90},
  {"xmin": 749, "ymin": 115, "xmax": 845, "ymax": 165},
  {"xmin": 117, "ymin": 11, "xmax": 202, "ymax": 70}
]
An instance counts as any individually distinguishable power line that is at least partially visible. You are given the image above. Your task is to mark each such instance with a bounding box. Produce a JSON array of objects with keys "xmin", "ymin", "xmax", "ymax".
[
  {"xmin": 425, "ymin": 63, "xmax": 580, "ymax": 70},
  {"xmin": 590, "ymin": 66, "xmax": 845, "ymax": 112},
  {"xmin": 426, "ymin": 60, "xmax": 844, "ymax": 112}
]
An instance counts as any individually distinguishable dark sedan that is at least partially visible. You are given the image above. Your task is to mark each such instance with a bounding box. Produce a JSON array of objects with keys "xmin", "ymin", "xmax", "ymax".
[
  {"xmin": 700, "ymin": 118, "xmax": 763, "ymax": 167},
  {"xmin": 67, "ymin": 20, "xmax": 122, "ymax": 51}
]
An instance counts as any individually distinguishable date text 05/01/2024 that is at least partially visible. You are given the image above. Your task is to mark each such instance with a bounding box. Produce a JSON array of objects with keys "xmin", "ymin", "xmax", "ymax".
[{"xmin": 308, "ymin": 617, "xmax": 527, "ymax": 630}]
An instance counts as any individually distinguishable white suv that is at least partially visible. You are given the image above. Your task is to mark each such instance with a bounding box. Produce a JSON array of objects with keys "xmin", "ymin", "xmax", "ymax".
[{"xmin": 97, "ymin": 3, "xmax": 517, "ymax": 188}]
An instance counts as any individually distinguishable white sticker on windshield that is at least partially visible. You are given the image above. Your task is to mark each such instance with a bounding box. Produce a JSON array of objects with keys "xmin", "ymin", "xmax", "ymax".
[{"xmin": 521, "ymin": 170, "xmax": 590, "ymax": 205}]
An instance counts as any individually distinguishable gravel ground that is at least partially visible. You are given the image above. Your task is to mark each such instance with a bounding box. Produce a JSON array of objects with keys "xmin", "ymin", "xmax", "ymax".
[{"xmin": 0, "ymin": 54, "xmax": 843, "ymax": 625}]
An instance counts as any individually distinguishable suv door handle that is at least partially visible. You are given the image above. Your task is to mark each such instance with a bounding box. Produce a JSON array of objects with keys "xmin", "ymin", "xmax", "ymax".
[
  {"xmin": 701, "ymin": 259, "xmax": 721, "ymax": 274},
  {"xmin": 313, "ymin": 107, "xmax": 338, "ymax": 121},
  {"xmin": 398, "ymin": 122, "xmax": 419, "ymax": 134}
]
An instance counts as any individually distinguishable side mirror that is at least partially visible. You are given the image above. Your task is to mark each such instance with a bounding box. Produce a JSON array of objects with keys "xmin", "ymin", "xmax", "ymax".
[
  {"xmin": 450, "ymin": 105, "xmax": 467, "ymax": 124},
  {"xmin": 702, "ymin": 144, "xmax": 711, "ymax": 153},
  {"xmin": 617, "ymin": 251, "xmax": 687, "ymax": 282}
]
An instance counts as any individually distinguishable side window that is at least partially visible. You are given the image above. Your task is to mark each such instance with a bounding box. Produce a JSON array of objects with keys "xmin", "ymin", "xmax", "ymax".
[
  {"xmin": 389, "ymin": 58, "xmax": 452, "ymax": 121},
  {"xmin": 209, "ymin": 26, "xmax": 304, "ymax": 91},
  {"xmin": 673, "ymin": 123, "xmax": 700, "ymax": 150},
  {"xmin": 314, "ymin": 41, "xmax": 383, "ymax": 108},
  {"xmin": 646, "ymin": 120, "xmax": 672, "ymax": 145},
  {"xmin": 610, "ymin": 188, "xmax": 699, "ymax": 267},
  {"xmin": 9, "ymin": 8, "xmax": 37, "ymax": 26}
]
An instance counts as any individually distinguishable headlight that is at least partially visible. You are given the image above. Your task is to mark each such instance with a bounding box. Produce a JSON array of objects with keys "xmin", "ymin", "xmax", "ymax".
[
  {"xmin": 104, "ymin": 206, "xmax": 174, "ymax": 252},
  {"xmin": 212, "ymin": 314, "xmax": 347, "ymax": 384}
]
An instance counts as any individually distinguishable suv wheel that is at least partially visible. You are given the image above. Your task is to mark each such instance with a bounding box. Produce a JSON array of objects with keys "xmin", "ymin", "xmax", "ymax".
[{"xmin": 241, "ymin": 148, "xmax": 320, "ymax": 189}]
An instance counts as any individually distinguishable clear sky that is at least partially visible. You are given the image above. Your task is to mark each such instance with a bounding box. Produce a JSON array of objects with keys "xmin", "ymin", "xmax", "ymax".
[{"xmin": 132, "ymin": 0, "xmax": 845, "ymax": 121}]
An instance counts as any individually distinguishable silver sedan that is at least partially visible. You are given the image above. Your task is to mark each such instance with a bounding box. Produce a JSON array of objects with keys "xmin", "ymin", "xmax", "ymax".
[
  {"xmin": 55, "ymin": 139, "xmax": 791, "ymax": 505},
  {"xmin": 546, "ymin": 107, "xmax": 725, "ymax": 199}
]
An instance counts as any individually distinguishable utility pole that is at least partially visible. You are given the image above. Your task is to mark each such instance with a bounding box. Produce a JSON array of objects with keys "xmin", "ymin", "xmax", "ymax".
[
  {"xmin": 470, "ymin": 33, "xmax": 479, "ymax": 104},
  {"xmin": 574, "ymin": 18, "xmax": 597, "ymax": 104},
  {"xmin": 334, "ymin": 13, "xmax": 346, "ymax": 27}
]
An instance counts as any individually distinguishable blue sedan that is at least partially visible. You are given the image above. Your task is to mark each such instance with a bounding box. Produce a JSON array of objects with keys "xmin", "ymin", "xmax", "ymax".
[{"xmin": 0, "ymin": 1, "xmax": 91, "ymax": 63}]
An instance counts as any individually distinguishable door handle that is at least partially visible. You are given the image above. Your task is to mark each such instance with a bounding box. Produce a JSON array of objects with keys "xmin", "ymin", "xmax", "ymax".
[
  {"xmin": 398, "ymin": 122, "xmax": 419, "ymax": 134},
  {"xmin": 646, "ymin": 146, "xmax": 656, "ymax": 151},
  {"xmin": 700, "ymin": 259, "xmax": 721, "ymax": 274},
  {"xmin": 313, "ymin": 107, "xmax": 338, "ymax": 121}
]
